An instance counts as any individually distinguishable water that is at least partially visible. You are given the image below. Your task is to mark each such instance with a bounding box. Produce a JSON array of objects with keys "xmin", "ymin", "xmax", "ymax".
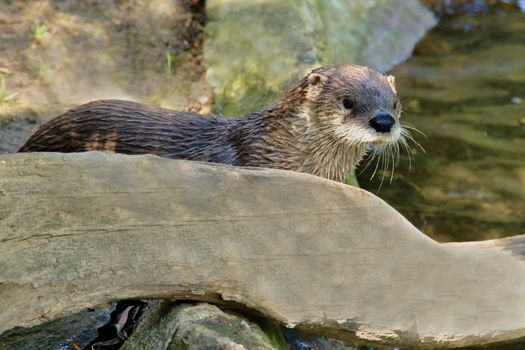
[{"xmin": 358, "ymin": 1, "xmax": 525, "ymax": 243}]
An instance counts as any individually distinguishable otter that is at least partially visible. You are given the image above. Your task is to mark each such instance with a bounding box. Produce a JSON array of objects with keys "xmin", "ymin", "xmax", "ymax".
[{"xmin": 19, "ymin": 64, "xmax": 405, "ymax": 182}]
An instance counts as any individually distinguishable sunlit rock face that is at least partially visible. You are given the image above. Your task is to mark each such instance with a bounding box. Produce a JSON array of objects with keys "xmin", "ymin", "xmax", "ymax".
[{"xmin": 204, "ymin": 0, "xmax": 436, "ymax": 115}]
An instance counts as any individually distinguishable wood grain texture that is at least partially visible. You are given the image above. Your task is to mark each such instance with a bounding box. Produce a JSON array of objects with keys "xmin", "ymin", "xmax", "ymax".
[{"xmin": 0, "ymin": 152, "xmax": 524, "ymax": 348}]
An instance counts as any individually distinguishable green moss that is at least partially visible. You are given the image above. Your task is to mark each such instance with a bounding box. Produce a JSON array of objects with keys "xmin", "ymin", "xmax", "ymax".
[
  {"xmin": 252, "ymin": 318, "xmax": 288, "ymax": 350},
  {"xmin": 169, "ymin": 338, "xmax": 189, "ymax": 350},
  {"xmin": 214, "ymin": 70, "xmax": 283, "ymax": 116},
  {"xmin": 205, "ymin": 1, "xmax": 320, "ymax": 115},
  {"xmin": 206, "ymin": 0, "xmax": 434, "ymax": 115},
  {"xmin": 123, "ymin": 303, "xmax": 281, "ymax": 350},
  {"xmin": 205, "ymin": 0, "xmax": 436, "ymax": 118}
]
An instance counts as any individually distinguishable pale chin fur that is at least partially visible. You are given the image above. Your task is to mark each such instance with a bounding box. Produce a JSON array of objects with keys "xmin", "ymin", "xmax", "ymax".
[
  {"xmin": 370, "ymin": 125, "xmax": 402, "ymax": 146},
  {"xmin": 342, "ymin": 123, "xmax": 402, "ymax": 146}
]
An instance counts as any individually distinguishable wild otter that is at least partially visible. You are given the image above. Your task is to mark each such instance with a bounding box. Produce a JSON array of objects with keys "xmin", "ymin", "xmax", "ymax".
[
  {"xmin": 17, "ymin": 64, "xmax": 409, "ymax": 348},
  {"xmin": 19, "ymin": 64, "xmax": 408, "ymax": 182}
]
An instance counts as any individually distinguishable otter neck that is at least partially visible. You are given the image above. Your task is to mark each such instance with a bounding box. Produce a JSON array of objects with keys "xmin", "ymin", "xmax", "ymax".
[{"xmin": 234, "ymin": 100, "xmax": 368, "ymax": 183}]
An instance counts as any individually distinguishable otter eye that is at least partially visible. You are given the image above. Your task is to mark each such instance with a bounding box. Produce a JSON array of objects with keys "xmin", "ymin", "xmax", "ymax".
[
  {"xmin": 342, "ymin": 97, "xmax": 354, "ymax": 109},
  {"xmin": 393, "ymin": 100, "xmax": 399, "ymax": 110}
]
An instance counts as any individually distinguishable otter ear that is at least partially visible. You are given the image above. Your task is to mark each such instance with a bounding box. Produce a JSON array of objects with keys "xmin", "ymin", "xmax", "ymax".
[
  {"xmin": 386, "ymin": 75, "xmax": 397, "ymax": 93},
  {"xmin": 307, "ymin": 73, "xmax": 327, "ymax": 86}
]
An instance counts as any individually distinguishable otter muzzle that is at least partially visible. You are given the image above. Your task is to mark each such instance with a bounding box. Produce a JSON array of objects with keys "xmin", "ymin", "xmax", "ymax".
[{"xmin": 370, "ymin": 112, "xmax": 395, "ymax": 133}]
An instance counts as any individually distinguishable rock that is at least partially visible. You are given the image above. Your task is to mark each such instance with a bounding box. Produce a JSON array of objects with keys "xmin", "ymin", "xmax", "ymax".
[
  {"xmin": 284, "ymin": 329, "xmax": 359, "ymax": 350},
  {"xmin": 204, "ymin": 0, "xmax": 436, "ymax": 115},
  {"xmin": 122, "ymin": 303, "xmax": 360, "ymax": 349},
  {"xmin": 0, "ymin": 305, "xmax": 115, "ymax": 350},
  {"xmin": 122, "ymin": 302, "xmax": 283, "ymax": 350}
]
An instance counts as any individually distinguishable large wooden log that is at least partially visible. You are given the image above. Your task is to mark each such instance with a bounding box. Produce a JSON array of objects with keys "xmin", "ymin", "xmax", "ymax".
[{"xmin": 0, "ymin": 152, "xmax": 524, "ymax": 348}]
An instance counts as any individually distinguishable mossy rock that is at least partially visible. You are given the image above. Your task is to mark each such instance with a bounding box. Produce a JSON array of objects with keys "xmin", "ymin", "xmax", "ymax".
[
  {"xmin": 204, "ymin": 0, "xmax": 436, "ymax": 116},
  {"xmin": 122, "ymin": 302, "xmax": 286, "ymax": 350},
  {"xmin": 0, "ymin": 305, "xmax": 115, "ymax": 350}
]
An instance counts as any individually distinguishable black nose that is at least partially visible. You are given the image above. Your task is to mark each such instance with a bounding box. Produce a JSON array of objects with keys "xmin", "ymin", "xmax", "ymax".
[{"xmin": 370, "ymin": 112, "xmax": 395, "ymax": 133}]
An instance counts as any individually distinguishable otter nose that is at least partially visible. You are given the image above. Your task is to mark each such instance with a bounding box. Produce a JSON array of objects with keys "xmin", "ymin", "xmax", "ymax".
[{"xmin": 370, "ymin": 112, "xmax": 395, "ymax": 133}]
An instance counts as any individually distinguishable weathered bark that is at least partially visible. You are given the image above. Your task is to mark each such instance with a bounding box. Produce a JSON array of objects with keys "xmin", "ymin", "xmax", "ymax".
[{"xmin": 0, "ymin": 152, "xmax": 524, "ymax": 348}]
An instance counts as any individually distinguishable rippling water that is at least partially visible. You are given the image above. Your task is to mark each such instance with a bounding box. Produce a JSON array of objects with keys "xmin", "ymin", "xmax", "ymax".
[{"xmin": 358, "ymin": 1, "xmax": 525, "ymax": 244}]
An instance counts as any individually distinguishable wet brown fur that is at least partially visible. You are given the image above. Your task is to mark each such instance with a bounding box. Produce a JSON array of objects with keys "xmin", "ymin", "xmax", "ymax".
[{"xmin": 19, "ymin": 64, "xmax": 401, "ymax": 182}]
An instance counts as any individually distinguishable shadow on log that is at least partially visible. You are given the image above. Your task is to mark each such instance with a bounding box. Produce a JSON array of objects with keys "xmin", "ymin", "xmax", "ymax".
[{"xmin": 0, "ymin": 152, "xmax": 524, "ymax": 348}]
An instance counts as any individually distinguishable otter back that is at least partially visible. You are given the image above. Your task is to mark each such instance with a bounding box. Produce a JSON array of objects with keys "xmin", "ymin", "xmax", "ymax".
[{"xmin": 19, "ymin": 99, "xmax": 242, "ymax": 165}]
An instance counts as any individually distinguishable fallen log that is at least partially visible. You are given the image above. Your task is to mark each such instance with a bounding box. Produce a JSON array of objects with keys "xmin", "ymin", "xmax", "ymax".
[{"xmin": 0, "ymin": 152, "xmax": 524, "ymax": 348}]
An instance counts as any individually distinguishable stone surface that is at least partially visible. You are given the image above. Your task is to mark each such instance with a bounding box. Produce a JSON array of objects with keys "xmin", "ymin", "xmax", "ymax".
[
  {"xmin": 284, "ymin": 329, "xmax": 359, "ymax": 350},
  {"xmin": 204, "ymin": 0, "xmax": 437, "ymax": 115},
  {"xmin": 0, "ymin": 305, "xmax": 114, "ymax": 350},
  {"xmin": 0, "ymin": 152, "xmax": 525, "ymax": 348},
  {"xmin": 122, "ymin": 302, "xmax": 284, "ymax": 350}
]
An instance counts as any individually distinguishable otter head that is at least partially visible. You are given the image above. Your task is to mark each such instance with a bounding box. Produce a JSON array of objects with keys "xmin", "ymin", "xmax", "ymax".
[{"xmin": 301, "ymin": 64, "xmax": 402, "ymax": 147}]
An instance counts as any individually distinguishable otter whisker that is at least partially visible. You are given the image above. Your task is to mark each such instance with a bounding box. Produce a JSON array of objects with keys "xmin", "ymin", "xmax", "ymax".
[
  {"xmin": 394, "ymin": 141, "xmax": 401, "ymax": 169},
  {"xmin": 399, "ymin": 135, "xmax": 413, "ymax": 171},
  {"xmin": 390, "ymin": 143, "xmax": 398, "ymax": 183},
  {"xmin": 386, "ymin": 143, "xmax": 395, "ymax": 183},
  {"xmin": 401, "ymin": 123, "xmax": 427, "ymax": 139},
  {"xmin": 370, "ymin": 147, "xmax": 383, "ymax": 181},
  {"xmin": 359, "ymin": 147, "xmax": 380, "ymax": 176},
  {"xmin": 366, "ymin": 130, "xmax": 413, "ymax": 191},
  {"xmin": 377, "ymin": 147, "xmax": 388, "ymax": 192},
  {"xmin": 382, "ymin": 146, "xmax": 390, "ymax": 186},
  {"xmin": 400, "ymin": 96, "xmax": 412, "ymax": 104},
  {"xmin": 402, "ymin": 131, "xmax": 426, "ymax": 154}
]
